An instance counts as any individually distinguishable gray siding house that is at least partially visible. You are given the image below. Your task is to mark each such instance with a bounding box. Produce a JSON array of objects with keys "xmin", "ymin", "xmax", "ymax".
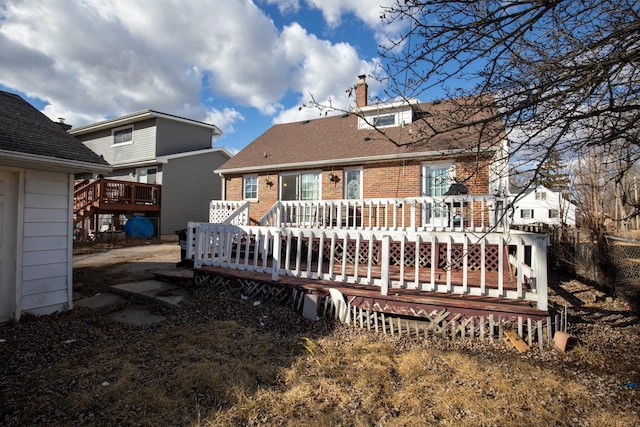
[
  {"xmin": 70, "ymin": 110, "xmax": 231, "ymax": 238},
  {"xmin": 0, "ymin": 90, "xmax": 111, "ymax": 322}
]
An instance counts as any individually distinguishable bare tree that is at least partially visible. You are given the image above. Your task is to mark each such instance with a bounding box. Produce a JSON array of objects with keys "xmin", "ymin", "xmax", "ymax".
[{"xmin": 378, "ymin": 0, "xmax": 640, "ymax": 196}]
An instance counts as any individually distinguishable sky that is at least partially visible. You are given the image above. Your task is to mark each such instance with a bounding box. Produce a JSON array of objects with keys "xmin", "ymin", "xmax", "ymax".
[{"xmin": 0, "ymin": 0, "xmax": 421, "ymax": 154}]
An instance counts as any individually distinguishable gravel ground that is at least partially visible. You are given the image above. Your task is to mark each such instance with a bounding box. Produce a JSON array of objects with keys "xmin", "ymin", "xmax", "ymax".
[{"xmin": 0, "ymin": 243, "xmax": 638, "ymax": 425}]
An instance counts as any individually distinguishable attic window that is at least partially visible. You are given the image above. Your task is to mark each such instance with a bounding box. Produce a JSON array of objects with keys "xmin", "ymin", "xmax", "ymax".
[
  {"xmin": 112, "ymin": 126, "xmax": 133, "ymax": 145},
  {"xmin": 373, "ymin": 114, "xmax": 395, "ymax": 127}
]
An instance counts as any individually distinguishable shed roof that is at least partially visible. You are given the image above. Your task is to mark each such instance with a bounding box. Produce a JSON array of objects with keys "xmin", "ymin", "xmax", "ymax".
[
  {"xmin": 217, "ymin": 96, "xmax": 505, "ymax": 174},
  {"xmin": 0, "ymin": 90, "xmax": 110, "ymax": 172}
]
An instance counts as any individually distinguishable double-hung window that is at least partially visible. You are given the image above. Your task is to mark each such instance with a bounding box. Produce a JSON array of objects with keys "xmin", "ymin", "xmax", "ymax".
[
  {"xmin": 243, "ymin": 175, "xmax": 258, "ymax": 200},
  {"xmin": 112, "ymin": 126, "xmax": 133, "ymax": 145}
]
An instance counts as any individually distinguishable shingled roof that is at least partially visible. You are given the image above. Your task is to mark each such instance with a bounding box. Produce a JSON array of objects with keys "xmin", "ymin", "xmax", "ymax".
[
  {"xmin": 217, "ymin": 96, "xmax": 505, "ymax": 174},
  {"xmin": 0, "ymin": 90, "xmax": 110, "ymax": 172}
]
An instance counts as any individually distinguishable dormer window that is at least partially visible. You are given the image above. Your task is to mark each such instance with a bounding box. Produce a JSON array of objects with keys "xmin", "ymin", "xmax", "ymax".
[
  {"xmin": 373, "ymin": 114, "xmax": 396, "ymax": 127},
  {"xmin": 112, "ymin": 126, "xmax": 133, "ymax": 145}
]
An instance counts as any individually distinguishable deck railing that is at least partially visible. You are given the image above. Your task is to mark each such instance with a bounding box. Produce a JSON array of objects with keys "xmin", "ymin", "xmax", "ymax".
[
  {"xmin": 73, "ymin": 178, "xmax": 160, "ymax": 214},
  {"xmin": 209, "ymin": 200, "xmax": 251, "ymax": 225},
  {"xmin": 259, "ymin": 196, "xmax": 508, "ymax": 233},
  {"xmin": 189, "ymin": 223, "xmax": 548, "ymax": 310}
]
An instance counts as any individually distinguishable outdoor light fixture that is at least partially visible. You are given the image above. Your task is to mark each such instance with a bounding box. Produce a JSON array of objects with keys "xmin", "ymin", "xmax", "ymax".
[
  {"xmin": 265, "ymin": 177, "xmax": 274, "ymax": 188},
  {"xmin": 328, "ymin": 172, "xmax": 341, "ymax": 185}
]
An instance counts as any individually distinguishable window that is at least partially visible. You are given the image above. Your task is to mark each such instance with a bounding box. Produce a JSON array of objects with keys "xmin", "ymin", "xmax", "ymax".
[
  {"xmin": 521, "ymin": 209, "xmax": 534, "ymax": 219},
  {"xmin": 424, "ymin": 164, "xmax": 454, "ymax": 197},
  {"xmin": 280, "ymin": 172, "xmax": 320, "ymax": 201},
  {"xmin": 549, "ymin": 209, "xmax": 559, "ymax": 218},
  {"xmin": 243, "ymin": 175, "xmax": 258, "ymax": 200},
  {"xmin": 535, "ymin": 192, "xmax": 547, "ymax": 200},
  {"xmin": 373, "ymin": 114, "xmax": 395, "ymax": 127},
  {"xmin": 112, "ymin": 126, "xmax": 133, "ymax": 145},
  {"xmin": 344, "ymin": 168, "xmax": 362, "ymax": 199}
]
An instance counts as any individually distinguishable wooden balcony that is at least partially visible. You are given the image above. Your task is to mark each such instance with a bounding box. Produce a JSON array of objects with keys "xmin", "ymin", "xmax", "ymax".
[{"xmin": 73, "ymin": 178, "xmax": 161, "ymax": 224}]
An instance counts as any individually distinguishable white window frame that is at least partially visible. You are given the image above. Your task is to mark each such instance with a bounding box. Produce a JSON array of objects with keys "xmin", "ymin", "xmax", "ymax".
[
  {"xmin": 112, "ymin": 125, "xmax": 134, "ymax": 146},
  {"xmin": 243, "ymin": 175, "xmax": 258, "ymax": 201},
  {"xmin": 422, "ymin": 161, "xmax": 455, "ymax": 197},
  {"xmin": 343, "ymin": 167, "xmax": 363, "ymax": 199},
  {"xmin": 535, "ymin": 191, "xmax": 547, "ymax": 200},
  {"xmin": 549, "ymin": 209, "xmax": 559, "ymax": 219},
  {"xmin": 421, "ymin": 161, "xmax": 455, "ymax": 226},
  {"xmin": 521, "ymin": 209, "xmax": 534, "ymax": 219},
  {"xmin": 373, "ymin": 113, "xmax": 396, "ymax": 127}
]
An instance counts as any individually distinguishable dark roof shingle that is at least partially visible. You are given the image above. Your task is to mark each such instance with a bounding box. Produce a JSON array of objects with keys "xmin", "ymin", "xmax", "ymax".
[
  {"xmin": 218, "ymin": 97, "xmax": 505, "ymax": 173},
  {"xmin": 0, "ymin": 90, "xmax": 109, "ymax": 166}
]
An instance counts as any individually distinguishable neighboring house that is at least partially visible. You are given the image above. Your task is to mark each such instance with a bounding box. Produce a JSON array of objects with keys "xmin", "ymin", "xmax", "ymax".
[
  {"xmin": 70, "ymin": 110, "xmax": 232, "ymax": 238},
  {"xmin": 509, "ymin": 185, "xmax": 577, "ymax": 227},
  {"xmin": 216, "ymin": 76, "xmax": 509, "ymax": 223},
  {"xmin": 0, "ymin": 90, "xmax": 111, "ymax": 322},
  {"xmin": 189, "ymin": 77, "xmax": 553, "ymax": 340}
]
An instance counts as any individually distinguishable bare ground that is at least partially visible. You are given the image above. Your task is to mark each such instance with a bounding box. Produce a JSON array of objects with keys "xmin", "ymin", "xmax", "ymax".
[{"xmin": 0, "ymin": 240, "xmax": 638, "ymax": 426}]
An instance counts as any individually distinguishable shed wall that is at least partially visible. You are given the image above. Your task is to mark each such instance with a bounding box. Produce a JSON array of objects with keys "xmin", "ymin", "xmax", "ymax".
[{"xmin": 21, "ymin": 169, "xmax": 73, "ymax": 316}]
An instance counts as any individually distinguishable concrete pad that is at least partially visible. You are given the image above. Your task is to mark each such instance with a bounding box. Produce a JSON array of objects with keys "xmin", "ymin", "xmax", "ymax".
[
  {"xmin": 109, "ymin": 280, "xmax": 188, "ymax": 309},
  {"xmin": 109, "ymin": 308, "xmax": 166, "ymax": 325},
  {"xmin": 75, "ymin": 293, "xmax": 124, "ymax": 309}
]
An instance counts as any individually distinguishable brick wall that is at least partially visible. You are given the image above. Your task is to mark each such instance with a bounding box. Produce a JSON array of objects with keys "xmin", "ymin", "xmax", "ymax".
[{"xmin": 222, "ymin": 155, "xmax": 494, "ymax": 223}]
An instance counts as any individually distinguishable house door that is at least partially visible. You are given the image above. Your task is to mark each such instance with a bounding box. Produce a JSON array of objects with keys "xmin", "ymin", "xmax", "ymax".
[
  {"xmin": 136, "ymin": 168, "xmax": 157, "ymax": 184},
  {"xmin": 280, "ymin": 172, "xmax": 320, "ymax": 224},
  {"xmin": 0, "ymin": 171, "xmax": 17, "ymax": 323},
  {"xmin": 421, "ymin": 163, "xmax": 454, "ymax": 228}
]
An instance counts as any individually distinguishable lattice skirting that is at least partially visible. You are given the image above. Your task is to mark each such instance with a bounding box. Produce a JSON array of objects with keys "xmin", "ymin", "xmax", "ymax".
[
  {"xmin": 319, "ymin": 303, "xmax": 569, "ymax": 350},
  {"xmin": 194, "ymin": 269, "xmax": 567, "ymax": 348},
  {"xmin": 194, "ymin": 270, "xmax": 293, "ymax": 305}
]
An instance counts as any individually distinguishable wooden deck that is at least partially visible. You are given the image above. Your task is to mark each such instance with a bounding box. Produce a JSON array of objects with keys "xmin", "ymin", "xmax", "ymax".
[{"xmin": 193, "ymin": 264, "xmax": 547, "ymax": 321}]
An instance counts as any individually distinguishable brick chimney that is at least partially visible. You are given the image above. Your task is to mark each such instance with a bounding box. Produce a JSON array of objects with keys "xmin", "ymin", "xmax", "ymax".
[{"xmin": 355, "ymin": 74, "xmax": 368, "ymax": 107}]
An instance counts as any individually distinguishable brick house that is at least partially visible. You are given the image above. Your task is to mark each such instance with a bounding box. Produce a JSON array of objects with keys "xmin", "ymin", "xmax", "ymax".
[{"xmin": 216, "ymin": 76, "xmax": 509, "ymax": 225}]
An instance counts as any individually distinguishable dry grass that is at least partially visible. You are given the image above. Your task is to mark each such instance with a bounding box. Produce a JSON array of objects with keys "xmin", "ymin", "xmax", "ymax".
[
  {"xmin": 202, "ymin": 333, "xmax": 639, "ymax": 426},
  {"xmin": 1, "ymin": 289, "xmax": 638, "ymax": 426},
  {"xmin": 1, "ymin": 241, "xmax": 637, "ymax": 426}
]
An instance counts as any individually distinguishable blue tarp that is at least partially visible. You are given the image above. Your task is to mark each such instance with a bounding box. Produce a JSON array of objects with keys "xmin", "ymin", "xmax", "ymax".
[{"xmin": 124, "ymin": 215, "xmax": 154, "ymax": 238}]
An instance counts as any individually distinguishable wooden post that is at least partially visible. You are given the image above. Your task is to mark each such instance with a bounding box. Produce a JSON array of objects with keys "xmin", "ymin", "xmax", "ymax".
[
  {"xmin": 381, "ymin": 234, "xmax": 391, "ymax": 296},
  {"xmin": 532, "ymin": 234, "xmax": 549, "ymax": 311},
  {"xmin": 271, "ymin": 230, "xmax": 280, "ymax": 281}
]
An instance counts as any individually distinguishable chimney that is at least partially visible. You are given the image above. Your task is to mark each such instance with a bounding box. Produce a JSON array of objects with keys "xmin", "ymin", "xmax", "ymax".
[
  {"xmin": 355, "ymin": 74, "xmax": 368, "ymax": 107},
  {"xmin": 56, "ymin": 118, "xmax": 72, "ymax": 131}
]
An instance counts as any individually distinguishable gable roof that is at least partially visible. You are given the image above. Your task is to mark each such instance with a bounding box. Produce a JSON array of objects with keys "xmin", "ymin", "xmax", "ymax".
[
  {"xmin": 0, "ymin": 90, "xmax": 111, "ymax": 173},
  {"xmin": 69, "ymin": 109, "xmax": 222, "ymax": 136},
  {"xmin": 217, "ymin": 96, "xmax": 505, "ymax": 174}
]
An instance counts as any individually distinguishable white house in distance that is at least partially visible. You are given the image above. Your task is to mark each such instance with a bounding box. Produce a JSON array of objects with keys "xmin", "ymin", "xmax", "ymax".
[
  {"xmin": 509, "ymin": 185, "xmax": 576, "ymax": 227},
  {"xmin": 0, "ymin": 90, "xmax": 111, "ymax": 322}
]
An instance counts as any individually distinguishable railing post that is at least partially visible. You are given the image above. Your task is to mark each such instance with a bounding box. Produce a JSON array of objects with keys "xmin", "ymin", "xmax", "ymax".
[
  {"xmin": 381, "ymin": 235, "xmax": 390, "ymax": 296},
  {"xmin": 271, "ymin": 230, "xmax": 280, "ymax": 281},
  {"xmin": 532, "ymin": 234, "xmax": 549, "ymax": 311}
]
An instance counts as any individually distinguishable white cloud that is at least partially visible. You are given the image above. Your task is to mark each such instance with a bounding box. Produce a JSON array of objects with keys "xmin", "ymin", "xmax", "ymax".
[
  {"xmin": 205, "ymin": 107, "xmax": 245, "ymax": 136},
  {"xmin": 260, "ymin": 0, "xmax": 301, "ymax": 14},
  {"xmin": 0, "ymin": 0, "xmax": 386, "ymax": 141}
]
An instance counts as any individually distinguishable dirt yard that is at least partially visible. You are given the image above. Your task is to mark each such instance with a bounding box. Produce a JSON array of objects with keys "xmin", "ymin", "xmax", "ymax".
[
  {"xmin": 72, "ymin": 239, "xmax": 181, "ymax": 297},
  {"xmin": 0, "ymin": 240, "xmax": 638, "ymax": 426}
]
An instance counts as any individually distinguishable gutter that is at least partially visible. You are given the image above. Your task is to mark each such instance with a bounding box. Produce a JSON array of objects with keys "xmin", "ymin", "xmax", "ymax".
[
  {"xmin": 0, "ymin": 149, "xmax": 112, "ymax": 173},
  {"xmin": 70, "ymin": 110, "xmax": 222, "ymax": 136},
  {"xmin": 157, "ymin": 147, "xmax": 233, "ymax": 163},
  {"xmin": 215, "ymin": 146, "xmax": 499, "ymax": 175}
]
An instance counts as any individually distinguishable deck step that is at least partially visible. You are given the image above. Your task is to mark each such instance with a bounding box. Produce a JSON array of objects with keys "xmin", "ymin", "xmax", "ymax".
[{"xmin": 153, "ymin": 268, "xmax": 194, "ymax": 287}]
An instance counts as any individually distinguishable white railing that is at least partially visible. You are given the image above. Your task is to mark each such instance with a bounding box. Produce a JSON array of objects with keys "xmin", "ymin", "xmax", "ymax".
[
  {"xmin": 260, "ymin": 196, "xmax": 509, "ymax": 233},
  {"xmin": 209, "ymin": 200, "xmax": 250, "ymax": 225},
  {"xmin": 190, "ymin": 223, "xmax": 548, "ymax": 310}
]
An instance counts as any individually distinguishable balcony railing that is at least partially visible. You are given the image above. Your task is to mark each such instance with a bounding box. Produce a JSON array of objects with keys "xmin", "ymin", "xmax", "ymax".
[
  {"xmin": 259, "ymin": 196, "xmax": 508, "ymax": 233},
  {"xmin": 74, "ymin": 178, "xmax": 161, "ymax": 215}
]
